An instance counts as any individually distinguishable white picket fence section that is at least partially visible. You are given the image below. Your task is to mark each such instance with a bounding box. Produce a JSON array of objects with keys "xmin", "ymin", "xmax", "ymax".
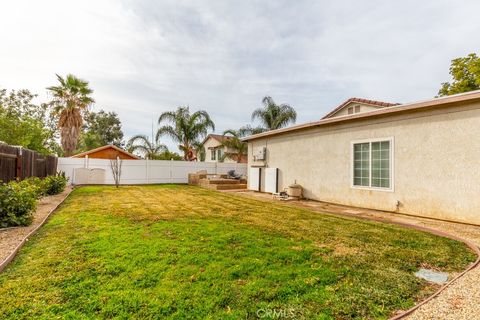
[{"xmin": 57, "ymin": 158, "xmax": 247, "ymax": 185}]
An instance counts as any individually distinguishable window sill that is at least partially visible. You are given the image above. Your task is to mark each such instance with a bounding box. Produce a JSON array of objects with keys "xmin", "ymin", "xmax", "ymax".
[{"xmin": 351, "ymin": 185, "xmax": 394, "ymax": 193}]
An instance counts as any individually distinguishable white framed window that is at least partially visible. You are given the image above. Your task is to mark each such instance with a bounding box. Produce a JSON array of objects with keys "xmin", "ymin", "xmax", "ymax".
[
  {"xmin": 347, "ymin": 106, "xmax": 354, "ymax": 114},
  {"xmin": 211, "ymin": 149, "xmax": 216, "ymax": 160},
  {"xmin": 217, "ymin": 149, "xmax": 223, "ymax": 161},
  {"xmin": 351, "ymin": 137, "xmax": 394, "ymax": 191}
]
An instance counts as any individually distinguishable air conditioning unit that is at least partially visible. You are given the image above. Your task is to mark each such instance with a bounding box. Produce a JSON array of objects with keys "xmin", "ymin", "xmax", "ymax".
[{"xmin": 254, "ymin": 147, "xmax": 266, "ymax": 161}]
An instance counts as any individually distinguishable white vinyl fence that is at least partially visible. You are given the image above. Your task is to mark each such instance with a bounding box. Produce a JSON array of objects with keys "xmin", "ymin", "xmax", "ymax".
[{"xmin": 57, "ymin": 158, "xmax": 247, "ymax": 185}]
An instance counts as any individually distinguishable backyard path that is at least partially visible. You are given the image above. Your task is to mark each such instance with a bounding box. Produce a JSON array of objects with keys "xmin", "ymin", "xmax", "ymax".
[
  {"xmin": 0, "ymin": 186, "xmax": 72, "ymax": 271},
  {"xmin": 233, "ymin": 191, "xmax": 480, "ymax": 320}
]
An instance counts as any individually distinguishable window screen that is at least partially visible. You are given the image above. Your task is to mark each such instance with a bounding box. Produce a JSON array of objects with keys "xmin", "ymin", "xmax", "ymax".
[{"xmin": 353, "ymin": 140, "xmax": 391, "ymax": 189}]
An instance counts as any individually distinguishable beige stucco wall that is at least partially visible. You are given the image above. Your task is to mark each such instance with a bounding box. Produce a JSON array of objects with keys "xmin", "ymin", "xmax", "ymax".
[
  {"xmin": 332, "ymin": 102, "xmax": 383, "ymax": 117},
  {"xmin": 248, "ymin": 102, "xmax": 480, "ymax": 225},
  {"xmin": 203, "ymin": 137, "xmax": 236, "ymax": 163}
]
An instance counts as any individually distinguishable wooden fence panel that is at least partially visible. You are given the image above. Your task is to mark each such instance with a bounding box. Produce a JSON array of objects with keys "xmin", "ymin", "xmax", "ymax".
[{"xmin": 0, "ymin": 143, "xmax": 58, "ymax": 183}]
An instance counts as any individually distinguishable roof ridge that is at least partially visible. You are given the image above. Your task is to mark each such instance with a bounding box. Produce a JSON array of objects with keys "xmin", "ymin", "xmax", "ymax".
[{"xmin": 71, "ymin": 144, "xmax": 140, "ymax": 159}]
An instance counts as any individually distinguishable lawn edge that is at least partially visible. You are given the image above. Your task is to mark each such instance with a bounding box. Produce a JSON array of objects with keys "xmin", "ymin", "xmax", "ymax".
[
  {"xmin": 0, "ymin": 187, "xmax": 74, "ymax": 273},
  {"xmin": 229, "ymin": 190, "xmax": 480, "ymax": 319},
  {"xmin": 388, "ymin": 224, "xmax": 480, "ymax": 319}
]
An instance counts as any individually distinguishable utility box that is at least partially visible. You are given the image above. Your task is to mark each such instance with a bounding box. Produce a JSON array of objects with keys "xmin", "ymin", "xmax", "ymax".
[
  {"xmin": 254, "ymin": 147, "xmax": 266, "ymax": 161},
  {"xmin": 287, "ymin": 183, "xmax": 302, "ymax": 197}
]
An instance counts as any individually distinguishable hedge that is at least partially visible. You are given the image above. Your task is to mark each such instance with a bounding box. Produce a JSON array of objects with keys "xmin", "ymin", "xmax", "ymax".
[{"xmin": 0, "ymin": 173, "xmax": 68, "ymax": 228}]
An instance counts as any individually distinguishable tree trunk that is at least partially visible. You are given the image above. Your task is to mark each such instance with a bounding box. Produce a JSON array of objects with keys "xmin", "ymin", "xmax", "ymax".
[{"xmin": 61, "ymin": 125, "xmax": 80, "ymax": 156}]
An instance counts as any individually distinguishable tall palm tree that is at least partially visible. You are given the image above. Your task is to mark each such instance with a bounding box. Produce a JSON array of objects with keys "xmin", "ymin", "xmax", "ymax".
[
  {"xmin": 251, "ymin": 96, "xmax": 297, "ymax": 131},
  {"xmin": 220, "ymin": 129, "xmax": 248, "ymax": 163},
  {"xmin": 157, "ymin": 106, "xmax": 214, "ymax": 161},
  {"xmin": 47, "ymin": 74, "xmax": 95, "ymax": 156},
  {"xmin": 126, "ymin": 134, "xmax": 167, "ymax": 160}
]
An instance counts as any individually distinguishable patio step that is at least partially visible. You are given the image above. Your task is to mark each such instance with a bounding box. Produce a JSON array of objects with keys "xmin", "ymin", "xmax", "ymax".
[
  {"xmin": 215, "ymin": 183, "xmax": 247, "ymax": 190},
  {"xmin": 205, "ymin": 179, "xmax": 242, "ymax": 185},
  {"xmin": 200, "ymin": 182, "xmax": 247, "ymax": 190}
]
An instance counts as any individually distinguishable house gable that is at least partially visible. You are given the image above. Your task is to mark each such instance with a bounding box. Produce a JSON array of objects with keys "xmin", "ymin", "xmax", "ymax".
[
  {"xmin": 71, "ymin": 145, "xmax": 140, "ymax": 160},
  {"xmin": 322, "ymin": 98, "xmax": 400, "ymax": 119}
]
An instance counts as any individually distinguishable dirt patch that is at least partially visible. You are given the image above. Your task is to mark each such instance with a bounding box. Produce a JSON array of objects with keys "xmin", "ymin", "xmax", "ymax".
[{"xmin": 0, "ymin": 187, "xmax": 72, "ymax": 268}]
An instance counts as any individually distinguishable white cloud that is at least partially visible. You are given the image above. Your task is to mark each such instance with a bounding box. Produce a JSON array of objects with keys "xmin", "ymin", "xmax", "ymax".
[{"xmin": 1, "ymin": 0, "xmax": 479, "ymax": 151}]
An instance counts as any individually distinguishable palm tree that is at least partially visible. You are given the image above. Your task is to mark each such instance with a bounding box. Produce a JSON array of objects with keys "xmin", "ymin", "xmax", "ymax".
[
  {"xmin": 219, "ymin": 129, "xmax": 248, "ymax": 163},
  {"xmin": 251, "ymin": 96, "xmax": 297, "ymax": 131},
  {"xmin": 47, "ymin": 74, "xmax": 95, "ymax": 156},
  {"xmin": 157, "ymin": 107, "xmax": 214, "ymax": 161},
  {"xmin": 126, "ymin": 134, "xmax": 167, "ymax": 160},
  {"xmin": 238, "ymin": 124, "xmax": 267, "ymax": 136}
]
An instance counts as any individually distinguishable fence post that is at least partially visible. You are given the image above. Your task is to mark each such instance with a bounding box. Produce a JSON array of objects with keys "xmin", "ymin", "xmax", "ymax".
[
  {"xmin": 15, "ymin": 147, "xmax": 22, "ymax": 180},
  {"xmin": 146, "ymin": 158, "xmax": 149, "ymax": 184},
  {"xmin": 31, "ymin": 152, "xmax": 35, "ymax": 177},
  {"xmin": 170, "ymin": 159, "xmax": 173, "ymax": 183}
]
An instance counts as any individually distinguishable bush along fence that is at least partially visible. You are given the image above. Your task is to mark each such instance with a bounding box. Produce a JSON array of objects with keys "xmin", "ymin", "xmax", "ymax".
[
  {"xmin": 0, "ymin": 173, "xmax": 68, "ymax": 228},
  {"xmin": 0, "ymin": 143, "xmax": 58, "ymax": 183}
]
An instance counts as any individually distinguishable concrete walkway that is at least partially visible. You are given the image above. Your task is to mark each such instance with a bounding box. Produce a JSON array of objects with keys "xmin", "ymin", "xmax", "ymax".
[{"xmin": 232, "ymin": 191, "xmax": 480, "ymax": 320}]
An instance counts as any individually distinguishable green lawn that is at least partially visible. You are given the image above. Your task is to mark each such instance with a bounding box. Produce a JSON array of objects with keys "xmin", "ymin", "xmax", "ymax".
[{"xmin": 0, "ymin": 185, "xmax": 475, "ymax": 319}]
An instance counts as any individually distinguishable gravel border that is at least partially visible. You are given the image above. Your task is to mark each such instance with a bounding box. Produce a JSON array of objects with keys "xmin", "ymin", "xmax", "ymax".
[{"xmin": 0, "ymin": 186, "xmax": 73, "ymax": 272}]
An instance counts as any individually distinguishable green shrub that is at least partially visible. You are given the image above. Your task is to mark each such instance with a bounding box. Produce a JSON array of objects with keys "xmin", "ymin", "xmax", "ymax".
[
  {"xmin": 42, "ymin": 172, "xmax": 68, "ymax": 196},
  {"xmin": 17, "ymin": 177, "xmax": 44, "ymax": 198},
  {"xmin": 0, "ymin": 181, "xmax": 37, "ymax": 228},
  {"xmin": 0, "ymin": 172, "xmax": 68, "ymax": 228}
]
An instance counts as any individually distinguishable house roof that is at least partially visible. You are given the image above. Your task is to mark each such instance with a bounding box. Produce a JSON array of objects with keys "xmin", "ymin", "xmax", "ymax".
[
  {"xmin": 71, "ymin": 144, "xmax": 140, "ymax": 159},
  {"xmin": 201, "ymin": 134, "xmax": 232, "ymax": 145},
  {"xmin": 242, "ymin": 90, "xmax": 480, "ymax": 142},
  {"xmin": 321, "ymin": 97, "xmax": 400, "ymax": 119}
]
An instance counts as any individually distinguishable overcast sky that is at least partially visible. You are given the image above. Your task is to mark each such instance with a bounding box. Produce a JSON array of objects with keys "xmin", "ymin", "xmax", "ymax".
[{"xmin": 1, "ymin": 0, "xmax": 479, "ymax": 151}]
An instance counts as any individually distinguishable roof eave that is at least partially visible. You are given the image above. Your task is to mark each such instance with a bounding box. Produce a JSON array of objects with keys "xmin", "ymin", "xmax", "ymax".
[{"xmin": 242, "ymin": 90, "xmax": 480, "ymax": 142}]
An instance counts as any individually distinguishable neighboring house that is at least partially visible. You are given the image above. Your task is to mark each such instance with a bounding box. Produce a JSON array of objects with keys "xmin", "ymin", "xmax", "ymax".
[
  {"xmin": 243, "ymin": 91, "xmax": 480, "ymax": 225},
  {"xmin": 71, "ymin": 145, "xmax": 140, "ymax": 160},
  {"xmin": 202, "ymin": 134, "xmax": 247, "ymax": 163},
  {"xmin": 322, "ymin": 98, "xmax": 400, "ymax": 119}
]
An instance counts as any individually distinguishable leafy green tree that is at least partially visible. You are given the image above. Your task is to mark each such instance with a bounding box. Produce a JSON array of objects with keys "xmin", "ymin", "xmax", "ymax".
[
  {"xmin": 219, "ymin": 129, "xmax": 248, "ymax": 163},
  {"xmin": 154, "ymin": 150, "xmax": 183, "ymax": 160},
  {"xmin": 250, "ymin": 96, "xmax": 297, "ymax": 132},
  {"xmin": 78, "ymin": 110, "xmax": 124, "ymax": 151},
  {"xmin": 47, "ymin": 74, "xmax": 95, "ymax": 156},
  {"xmin": 0, "ymin": 89, "xmax": 58, "ymax": 154},
  {"xmin": 438, "ymin": 53, "xmax": 480, "ymax": 96},
  {"xmin": 126, "ymin": 134, "xmax": 167, "ymax": 160},
  {"xmin": 157, "ymin": 106, "xmax": 215, "ymax": 161}
]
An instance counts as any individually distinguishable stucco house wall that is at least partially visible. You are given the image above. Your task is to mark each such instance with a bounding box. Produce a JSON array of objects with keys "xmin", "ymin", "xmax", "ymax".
[
  {"xmin": 247, "ymin": 101, "xmax": 480, "ymax": 225},
  {"xmin": 203, "ymin": 137, "xmax": 237, "ymax": 163}
]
